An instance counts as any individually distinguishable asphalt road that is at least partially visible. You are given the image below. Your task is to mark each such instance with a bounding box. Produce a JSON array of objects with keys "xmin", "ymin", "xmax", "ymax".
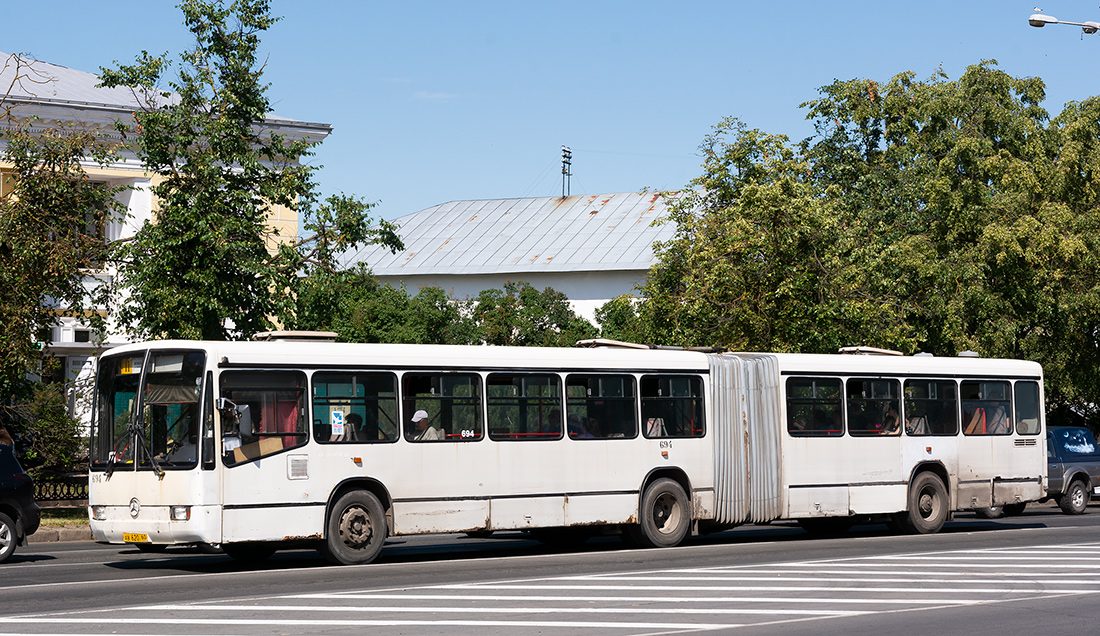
[{"xmin": 3, "ymin": 501, "xmax": 1099, "ymax": 635}]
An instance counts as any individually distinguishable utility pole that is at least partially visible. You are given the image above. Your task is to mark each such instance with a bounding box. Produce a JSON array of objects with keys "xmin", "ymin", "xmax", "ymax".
[{"xmin": 561, "ymin": 146, "xmax": 572, "ymax": 198}]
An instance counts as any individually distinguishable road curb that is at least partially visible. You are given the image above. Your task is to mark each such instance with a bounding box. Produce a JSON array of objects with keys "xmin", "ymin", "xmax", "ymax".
[{"xmin": 28, "ymin": 526, "xmax": 93, "ymax": 543}]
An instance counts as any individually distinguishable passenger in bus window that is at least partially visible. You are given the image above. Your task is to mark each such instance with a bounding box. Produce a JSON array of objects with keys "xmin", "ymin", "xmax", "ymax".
[
  {"xmin": 568, "ymin": 414, "xmax": 593, "ymax": 438},
  {"xmin": 882, "ymin": 404, "xmax": 900, "ymax": 434},
  {"xmin": 343, "ymin": 413, "xmax": 362, "ymax": 442},
  {"xmin": 547, "ymin": 409, "xmax": 562, "ymax": 435},
  {"xmin": 411, "ymin": 409, "xmax": 441, "ymax": 441}
]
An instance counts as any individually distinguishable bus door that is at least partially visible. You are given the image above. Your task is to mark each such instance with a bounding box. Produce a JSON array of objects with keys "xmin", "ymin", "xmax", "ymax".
[
  {"xmin": 992, "ymin": 380, "xmax": 1045, "ymax": 504},
  {"xmin": 217, "ymin": 369, "xmax": 320, "ymax": 543},
  {"xmin": 957, "ymin": 379, "xmax": 1012, "ymax": 509},
  {"xmin": 843, "ymin": 378, "xmax": 905, "ymax": 513}
]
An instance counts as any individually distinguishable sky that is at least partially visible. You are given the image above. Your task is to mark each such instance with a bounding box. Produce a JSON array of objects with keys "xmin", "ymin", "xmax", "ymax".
[{"xmin": 4, "ymin": 1, "xmax": 1100, "ymax": 221}]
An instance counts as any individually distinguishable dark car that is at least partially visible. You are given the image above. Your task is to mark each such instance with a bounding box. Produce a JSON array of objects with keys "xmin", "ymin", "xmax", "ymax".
[
  {"xmin": 1044, "ymin": 426, "xmax": 1100, "ymax": 514},
  {"xmin": 0, "ymin": 442, "xmax": 40, "ymax": 563}
]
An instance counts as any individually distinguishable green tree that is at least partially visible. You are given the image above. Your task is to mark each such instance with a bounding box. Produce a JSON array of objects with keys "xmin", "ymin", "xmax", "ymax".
[
  {"xmin": 291, "ymin": 267, "xmax": 475, "ymax": 345},
  {"xmin": 642, "ymin": 61, "xmax": 1100, "ymax": 421},
  {"xmin": 9, "ymin": 383, "xmax": 86, "ymax": 477},
  {"xmin": 0, "ymin": 125, "xmax": 123, "ymax": 396},
  {"xmin": 473, "ymin": 281, "xmax": 596, "ymax": 347},
  {"xmin": 638, "ymin": 119, "xmax": 852, "ymax": 352},
  {"xmin": 0, "ymin": 123, "xmax": 126, "ymax": 464},
  {"xmin": 594, "ymin": 294, "xmax": 646, "ymax": 344},
  {"xmin": 100, "ymin": 0, "xmax": 399, "ymax": 340}
]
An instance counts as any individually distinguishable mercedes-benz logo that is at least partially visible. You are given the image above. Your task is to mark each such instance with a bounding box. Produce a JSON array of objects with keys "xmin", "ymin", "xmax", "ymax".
[{"xmin": 129, "ymin": 497, "xmax": 141, "ymax": 518}]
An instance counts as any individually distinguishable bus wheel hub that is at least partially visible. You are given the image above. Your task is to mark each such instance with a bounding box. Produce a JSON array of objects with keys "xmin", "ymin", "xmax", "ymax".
[{"xmin": 339, "ymin": 507, "xmax": 373, "ymax": 547}]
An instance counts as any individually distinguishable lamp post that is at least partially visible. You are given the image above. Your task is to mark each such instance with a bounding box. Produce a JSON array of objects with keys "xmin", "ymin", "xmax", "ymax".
[{"xmin": 1029, "ymin": 11, "xmax": 1100, "ymax": 34}]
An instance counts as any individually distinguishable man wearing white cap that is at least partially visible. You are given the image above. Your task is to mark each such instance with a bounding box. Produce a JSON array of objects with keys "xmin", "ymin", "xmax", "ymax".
[{"xmin": 411, "ymin": 409, "xmax": 441, "ymax": 441}]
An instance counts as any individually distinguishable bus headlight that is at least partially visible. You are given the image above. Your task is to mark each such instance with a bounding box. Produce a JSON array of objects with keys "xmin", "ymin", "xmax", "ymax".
[
  {"xmin": 170, "ymin": 505, "xmax": 191, "ymax": 521},
  {"xmin": 91, "ymin": 505, "xmax": 106, "ymax": 521}
]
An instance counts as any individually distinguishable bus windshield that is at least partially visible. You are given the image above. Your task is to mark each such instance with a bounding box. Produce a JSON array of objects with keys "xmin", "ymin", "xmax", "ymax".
[{"xmin": 91, "ymin": 350, "xmax": 207, "ymax": 470}]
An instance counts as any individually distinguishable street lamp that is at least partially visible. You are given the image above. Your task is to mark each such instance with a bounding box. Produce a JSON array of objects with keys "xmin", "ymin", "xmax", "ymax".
[{"xmin": 1029, "ymin": 12, "xmax": 1100, "ymax": 34}]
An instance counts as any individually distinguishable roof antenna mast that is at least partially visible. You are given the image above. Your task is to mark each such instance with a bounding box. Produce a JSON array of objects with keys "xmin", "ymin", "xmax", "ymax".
[{"xmin": 561, "ymin": 145, "xmax": 572, "ymax": 198}]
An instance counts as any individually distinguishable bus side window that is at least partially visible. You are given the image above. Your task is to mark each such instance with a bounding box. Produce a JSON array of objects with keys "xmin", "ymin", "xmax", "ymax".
[
  {"xmin": 487, "ymin": 373, "xmax": 563, "ymax": 441},
  {"xmin": 961, "ymin": 380, "xmax": 1011, "ymax": 436},
  {"xmin": 846, "ymin": 379, "xmax": 900, "ymax": 436},
  {"xmin": 1014, "ymin": 381, "xmax": 1041, "ymax": 435},
  {"xmin": 220, "ymin": 370, "xmax": 308, "ymax": 466},
  {"xmin": 786, "ymin": 377, "xmax": 843, "ymax": 437},
  {"xmin": 312, "ymin": 372, "xmax": 399, "ymax": 444},
  {"xmin": 566, "ymin": 374, "xmax": 637, "ymax": 439},
  {"xmin": 903, "ymin": 379, "xmax": 958, "ymax": 436},
  {"xmin": 641, "ymin": 375, "xmax": 705, "ymax": 438},
  {"xmin": 403, "ymin": 373, "xmax": 483, "ymax": 442}
]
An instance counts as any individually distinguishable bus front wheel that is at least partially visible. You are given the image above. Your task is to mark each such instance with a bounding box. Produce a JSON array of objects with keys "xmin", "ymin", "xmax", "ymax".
[
  {"xmin": 625, "ymin": 478, "xmax": 690, "ymax": 548},
  {"xmin": 901, "ymin": 472, "xmax": 948, "ymax": 534},
  {"xmin": 322, "ymin": 490, "xmax": 387, "ymax": 565}
]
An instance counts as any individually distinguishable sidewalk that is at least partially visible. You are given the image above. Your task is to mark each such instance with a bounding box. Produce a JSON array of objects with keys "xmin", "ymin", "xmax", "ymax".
[{"xmin": 28, "ymin": 525, "xmax": 93, "ymax": 543}]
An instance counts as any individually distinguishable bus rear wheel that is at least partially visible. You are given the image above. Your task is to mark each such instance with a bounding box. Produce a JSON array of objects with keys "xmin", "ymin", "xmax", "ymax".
[
  {"xmin": 624, "ymin": 478, "xmax": 690, "ymax": 548},
  {"xmin": 322, "ymin": 490, "xmax": 386, "ymax": 565},
  {"xmin": 901, "ymin": 472, "xmax": 948, "ymax": 534}
]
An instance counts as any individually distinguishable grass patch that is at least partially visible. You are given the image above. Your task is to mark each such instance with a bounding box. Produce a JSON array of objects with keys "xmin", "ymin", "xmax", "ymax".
[{"xmin": 39, "ymin": 508, "xmax": 89, "ymax": 527}]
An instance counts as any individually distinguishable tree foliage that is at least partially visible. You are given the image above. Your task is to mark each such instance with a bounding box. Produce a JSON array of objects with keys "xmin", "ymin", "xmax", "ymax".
[
  {"xmin": 290, "ymin": 274, "xmax": 594, "ymax": 347},
  {"xmin": 291, "ymin": 266, "xmax": 476, "ymax": 345},
  {"xmin": 624, "ymin": 61, "xmax": 1100, "ymax": 422},
  {"xmin": 0, "ymin": 123, "xmax": 126, "ymax": 464},
  {"xmin": 100, "ymin": 0, "xmax": 399, "ymax": 340},
  {"xmin": 473, "ymin": 281, "xmax": 597, "ymax": 347}
]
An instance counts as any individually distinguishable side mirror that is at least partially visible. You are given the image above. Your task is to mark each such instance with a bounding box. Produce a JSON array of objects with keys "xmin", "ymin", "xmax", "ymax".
[
  {"xmin": 216, "ymin": 398, "xmax": 254, "ymax": 436},
  {"xmin": 236, "ymin": 404, "xmax": 254, "ymax": 436}
]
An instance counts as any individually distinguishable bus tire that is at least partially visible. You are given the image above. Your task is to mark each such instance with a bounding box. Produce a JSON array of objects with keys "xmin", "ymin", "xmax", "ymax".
[
  {"xmin": 322, "ymin": 490, "xmax": 387, "ymax": 565},
  {"xmin": 1058, "ymin": 480, "xmax": 1089, "ymax": 515},
  {"xmin": 626, "ymin": 478, "xmax": 690, "ymax": 548},
  {"xmin": 902, "ymin": 472, "xmax": 948, "ymax": 534},
  {"xmin": 223, "ymin": 542, "xmax": 276, "ymax": 562}
]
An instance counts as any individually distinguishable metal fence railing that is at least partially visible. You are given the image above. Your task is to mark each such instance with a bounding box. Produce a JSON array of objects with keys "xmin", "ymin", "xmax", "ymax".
[{"xmin": 34, "ymin": 473, "xmax": 88, "ymax": 504}]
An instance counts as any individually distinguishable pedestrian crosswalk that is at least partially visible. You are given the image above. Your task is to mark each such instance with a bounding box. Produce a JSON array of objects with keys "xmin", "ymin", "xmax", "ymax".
[{"xmin": 6, "ymin": 542, "xmax": 1100, "ymax": 634}]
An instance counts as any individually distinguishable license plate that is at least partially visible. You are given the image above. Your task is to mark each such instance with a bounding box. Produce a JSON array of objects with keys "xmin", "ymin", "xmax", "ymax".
[{"xmin": 122, "ymin": 533, "xmax": 150, "ymax": 543}]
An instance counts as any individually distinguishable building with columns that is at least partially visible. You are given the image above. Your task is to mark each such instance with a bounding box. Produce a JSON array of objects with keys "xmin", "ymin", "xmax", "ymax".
[{"xmin": 0, "ymin": 52, "xmax": 330, "ymax": 404}]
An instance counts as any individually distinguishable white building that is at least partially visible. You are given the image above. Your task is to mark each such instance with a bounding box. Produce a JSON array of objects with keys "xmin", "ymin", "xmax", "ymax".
[
  {"xmin": 0, "ymin": 52, "xmax": 329, "ymax": 409},
  {"xmin": 345, "ymin": 191, "xmax": 683, "ymax": 322}
]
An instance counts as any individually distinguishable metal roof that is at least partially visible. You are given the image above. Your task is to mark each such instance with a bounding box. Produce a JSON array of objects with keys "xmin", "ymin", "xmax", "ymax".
[
  {"xmin": 345, "ymin": 191, "xmax": 684, "ymax": 276},
  {"xmin": 0, "ymin": 51, "xmax": 329, "ymax": 132}
]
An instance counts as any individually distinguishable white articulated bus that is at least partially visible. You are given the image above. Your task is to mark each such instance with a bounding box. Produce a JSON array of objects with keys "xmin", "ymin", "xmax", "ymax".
[{"xmin": 87, "ymin": 337, "xmax": 1046, "ymax": 564}]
